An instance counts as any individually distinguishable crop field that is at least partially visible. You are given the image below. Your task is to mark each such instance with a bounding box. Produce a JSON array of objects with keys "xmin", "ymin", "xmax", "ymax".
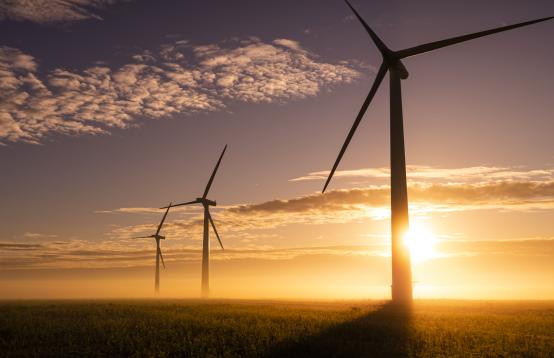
[{"xmin": 1, "ymin": 300, "xmax": 553, "ymax": 357}]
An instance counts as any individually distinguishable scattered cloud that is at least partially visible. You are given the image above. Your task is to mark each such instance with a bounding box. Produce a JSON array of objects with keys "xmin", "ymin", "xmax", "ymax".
[
  {"xmin": 0, "ymin": 39, "xmax": 359, "ymax": 144},
  {"xmin": 0, "ymin": 0, "xmax": 128, "ymax": 24}
]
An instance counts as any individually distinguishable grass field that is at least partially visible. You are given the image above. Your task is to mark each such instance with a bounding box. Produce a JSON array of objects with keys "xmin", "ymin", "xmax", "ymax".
[{"xmin": 1, "ymin": 300, "xmax": 553, "ymax": 357}]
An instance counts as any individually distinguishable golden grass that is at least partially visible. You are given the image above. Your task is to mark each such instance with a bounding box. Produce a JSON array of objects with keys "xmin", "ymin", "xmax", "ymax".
[{"xmin": 1, "ymin": 299, "xmax": 552, "ymax": 357}]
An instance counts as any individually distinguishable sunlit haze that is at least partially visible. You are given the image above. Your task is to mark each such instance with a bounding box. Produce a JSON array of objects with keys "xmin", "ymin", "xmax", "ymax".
[{"xmin": 1, "ymin": 0, "xmax": 553, "ymax": 300}]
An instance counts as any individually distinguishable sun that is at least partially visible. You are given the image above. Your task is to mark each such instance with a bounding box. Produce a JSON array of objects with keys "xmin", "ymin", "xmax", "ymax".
[{"xmin": 403, "ymin": 222, "xmax": 439, "ymax": 262}]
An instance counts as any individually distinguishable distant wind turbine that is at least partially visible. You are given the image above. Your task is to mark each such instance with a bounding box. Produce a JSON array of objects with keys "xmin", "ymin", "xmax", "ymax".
[
  {"xmin": 164, "ymin": 145, "xmax": 227, "ymax": 298},
  {"xmin": 132, "ymin": 203, "xmax": 172, "ymax": 294},
  {"xmin": 323, "ymin": 0, "xmax": 553, "ymax": 304}
]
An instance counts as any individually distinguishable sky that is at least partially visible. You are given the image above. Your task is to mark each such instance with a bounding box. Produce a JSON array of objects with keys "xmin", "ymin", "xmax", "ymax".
[{"xmin": 1, "ymin": 0, "xmax": 553, "ymax": 299}]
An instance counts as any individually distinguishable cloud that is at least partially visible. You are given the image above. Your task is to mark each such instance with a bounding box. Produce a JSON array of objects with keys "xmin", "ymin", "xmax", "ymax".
[
  {"xmin": 239, "ymin": 172, "xmax": 554, "ymax": 215},
  {"xmin": 116, "ymin": 162, "xmax": 554, "ymax": 244},
  {"xmin": 0, "ymin": 46, "xmax": 36, "ymax": 71},
  {"xmin": 273, "ymin": 39, "xmax": 306, "ymax": 53},
  {"xmin": 409, "ymin": 181, "xmax": 554, "ymax": 207},
  {"xmin": 89, "ymin": 165, "xmax": 554, "ymax": 270},
  {"xmin": 22, "ymin": 232, "xmax": 58, "ymax": 240},
  {"xmin": 229, "ymin": 188, "xmax": 387, "ymax": 216},
  {"xmin": 0, "ymin": 242, "xmax": 42, "ymax": 249},
  {"xmin": 0, "ymin": 47, "xmax": 40, "ymax": 142},
  {"xmin": 7, "ymin": 164, "xmax": 554, "ymax": 269},
  {"xmin": 217, "ymin": 179, "xmax": 554, "ymax": 227},
  {"xmin": 0, "ymin": 0, "xmax": 127, "ymax": 24},
  {"xmin": 2, "ymin": 237, "xmax": 553, "ymax": 270},
  {"xmin": 0, "ymin": 39, "xmax": 359, "ymax": 144},
  {"xmin": 94, "ymin": 205, "xmax": 202, "ymax": 215},
  {"xmin": 0, "ymin": 240, "xmax": 384, "ymax": 269},
  {"xmin": 291, "ymin": 165, "xmax": 554, "ymax": 183},
  {"xmin": 107, "ymin": 172, "xmax": 554, "ymax": 245},
  {"xmin": 435, "ymin": 238, "xmax": 554, "ymax": 258}
]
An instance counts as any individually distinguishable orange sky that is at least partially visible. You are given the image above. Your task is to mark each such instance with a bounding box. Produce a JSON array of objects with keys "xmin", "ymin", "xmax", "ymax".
[
  {"xmin": 2, "ymin": 164, "xmax": 554, "ymax": 299},
  {"xmin": 1, "ymin": 0, "xmax": 553, "ymax": 299}
]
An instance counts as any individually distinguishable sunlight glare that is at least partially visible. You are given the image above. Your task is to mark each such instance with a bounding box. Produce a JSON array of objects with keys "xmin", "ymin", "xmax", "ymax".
[{"xmin": 403, "ymin": 222, "xmax": 439, "ymax": 262}]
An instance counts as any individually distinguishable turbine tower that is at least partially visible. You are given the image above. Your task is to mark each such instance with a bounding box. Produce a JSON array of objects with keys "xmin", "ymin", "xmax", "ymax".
[
  {"xmin": 133, "ymin": 203, "xmax": 172, "ymax": 294},
  {"xmin": 165, "ymin": 145, "xmax": 227, "ymax": 298},
  {"xmin": 323, "ymin": 0, "xmax": 553, "ymax": 304}
]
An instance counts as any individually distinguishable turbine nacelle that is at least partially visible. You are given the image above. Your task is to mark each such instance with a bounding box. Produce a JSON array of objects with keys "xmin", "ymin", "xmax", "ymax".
[
  {"xmin": 387, "ymin": 57, "xmax": 409, "ymax": 79},
  {"xmin": 198, "ymin": 198, "xmax": 217, "ymax": 207}
]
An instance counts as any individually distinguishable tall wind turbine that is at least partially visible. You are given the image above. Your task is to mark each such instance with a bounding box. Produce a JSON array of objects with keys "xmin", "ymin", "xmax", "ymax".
[
  {"xmin": 133, "ymin": 203, "xmax": 172, "ymax": 294},
  {"xmin": 323, "ymin": 0, "xmax": 553, "ymax": 304},
  {"xmin": 164, "ymin": 145, "xmax": 227, "ymax": 298}
]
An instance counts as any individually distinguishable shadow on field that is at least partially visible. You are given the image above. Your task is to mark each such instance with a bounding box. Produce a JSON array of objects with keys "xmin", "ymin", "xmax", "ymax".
[{"xmin": 266, "ymin": 302, "xmax": 412, "ymax": 358}]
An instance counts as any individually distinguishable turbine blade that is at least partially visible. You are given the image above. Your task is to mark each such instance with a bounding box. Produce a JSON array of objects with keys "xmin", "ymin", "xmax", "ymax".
[
  {"xmin": 207, "ymin": 210, "xmax": 224, "ymax": 250},
  {"xmin": 344, "ymin": 0, "xmax": 391, "ymax": 56},
  {"xmin": 155, "ymin": 202, "xmax": 172, "ymax": 236},
  {"xmin": 131, "ymin": 235, "xmax": 154, "ymax": 239},
  {"xmin": 162, "ymin": 200, "xmax": 198, "ymax": 209},
  {"xmin": 159, "ymin": 247, "xmax": 166, "ymax": 269},
  {"xmin": 322, "ymin": 62, "xmax": 388, "ymax": 193},
  {"xmin": 203, "ymin": 145, "xmax": 228, "ymax": 199},
  {"xmin": 397, "ymin": 16, "xmax": 554, "ymax": 58}
]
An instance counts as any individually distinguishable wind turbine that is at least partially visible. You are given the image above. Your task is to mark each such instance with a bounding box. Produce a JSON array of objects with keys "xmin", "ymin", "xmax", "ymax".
[
  {"xmin": 164, "ymin": 145, "xmax": 227, "ymax": 298},
  {"xmin": 133, "ymin": 203, "xmax": 172, "ymax": 294},
  {"xmin": 323, "ymin": 0, "xmax": 553, "ymax": 304}
]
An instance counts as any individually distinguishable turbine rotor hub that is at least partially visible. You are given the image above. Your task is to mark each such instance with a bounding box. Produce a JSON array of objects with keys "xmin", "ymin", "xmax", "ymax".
[
  {"xmin": 198, "ymin": 198, "xmax": 217, "ymax": 206},
  {"xmin": 386, "ymin": 56, "xmax": 409, "ymax": 79}
]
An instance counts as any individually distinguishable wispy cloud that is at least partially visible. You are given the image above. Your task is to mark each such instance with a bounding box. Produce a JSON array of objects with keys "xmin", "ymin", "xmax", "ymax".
[
  {"xmin": 0, "ymin": 39, "xmax": 359, "ymax": 144},
  {"xmin": 291, "ymin": 165, "xmax": 554, "ymax": 183},
  {"xmin": 2, "ymin": 238, "xmax": 552, "ymax": 270},
  {"xmin": 435, "ymin": 238, "xmax": 554, "ymax": 258},
  {"xmin": 22, "ymin": 232, "xmax": 58, "ymax": 240},
  {"xmin": 0, "ymin": 0, "xmax": 127, "ymax": 24},
  {"xmin": 94, "ymin": 205, "xmax": 202, "ymax": 215}
]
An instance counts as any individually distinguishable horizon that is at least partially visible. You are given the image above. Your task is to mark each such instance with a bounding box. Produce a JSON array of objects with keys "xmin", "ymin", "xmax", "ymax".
[{"xmin": 1, "ymin": 0, "xmax": 554, "ymax": 300}]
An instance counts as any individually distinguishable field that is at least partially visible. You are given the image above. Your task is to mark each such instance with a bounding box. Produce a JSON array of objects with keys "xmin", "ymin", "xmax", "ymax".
[{"xmin": 1, "ymin": 300, "xmax": 553, "ymax": 357}]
